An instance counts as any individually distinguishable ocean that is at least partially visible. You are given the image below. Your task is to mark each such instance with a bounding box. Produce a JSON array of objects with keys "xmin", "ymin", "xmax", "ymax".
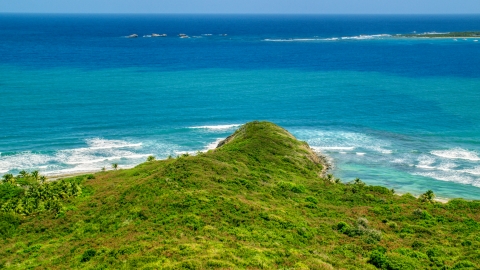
[{"xmin": 1, "ymin": 14, "xmax": 480, "ymax": 200}]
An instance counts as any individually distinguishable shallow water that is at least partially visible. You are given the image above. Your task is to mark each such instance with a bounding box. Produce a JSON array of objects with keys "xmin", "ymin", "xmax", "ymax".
[{"xmin": 1, "ymin": 14, "xmax": 480, "ymax": 199}]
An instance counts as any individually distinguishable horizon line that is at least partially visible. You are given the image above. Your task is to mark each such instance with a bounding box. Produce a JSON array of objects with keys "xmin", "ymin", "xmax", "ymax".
[{"xmin": 1, "ymin": 12, "xmax": 480, "ymax": 15}]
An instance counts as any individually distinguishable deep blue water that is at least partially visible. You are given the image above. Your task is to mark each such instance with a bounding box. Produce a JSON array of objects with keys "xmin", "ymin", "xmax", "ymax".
[{"xmin": 1, "ymin": 14, "xmax": 480, "ymax": 200}]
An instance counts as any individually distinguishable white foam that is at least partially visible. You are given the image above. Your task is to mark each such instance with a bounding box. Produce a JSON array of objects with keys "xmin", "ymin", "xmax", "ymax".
[
  {"xmin": 431, "ymin": 148, "xmax": 480, "ymax": 161},
  {"xmin": 461, "ymin": 166, "xmax": 480, "ymax": 176},
  {"xmin": 204, "ymin": 138, "xmax": 224, "ymax": 151},
  {"xmin": 356, "ymin": 152, "xmax": 366, "ymax": 156},
  {"xmin": 189, "ymin": 124, "xmax": 241, "ymax": 131},
  {"xmin": 174, "ymin": 150, "xmax": 197, "ymax": 156},
  {"xmin": 414, "ymin": 171, "xmax": 477, "ymax": 186},
  {"xmin": 416, "ymin": 164, "xmax": 436, "ymax": 170},
  {"xmin": 417, "ymin": 154, "xmax": 435, "ymax": 166},
  {"xmin": 62, "ymin": 154, "xmax": 151, "ymax": 165},
  {"xmin": 313, "ymin": 146, "xmax": 356, "ymax": 151},
  {"xmin": 263, "ymin": 35, "xmax": 391, "ymax": 42},
  {"xmin": 86, "ymin": 138, "xmax": 142, "ymax": 150},
  {"xmin": 0, "ymin": 138, "xmax": 156, "ymax": 177},
  {"xmin": 294, "ymin": 129, "xmax": 391, "ymax": 155},
  {"xmin": 391, "ymin": 158, "xmax": 407, "ymax": 164}
]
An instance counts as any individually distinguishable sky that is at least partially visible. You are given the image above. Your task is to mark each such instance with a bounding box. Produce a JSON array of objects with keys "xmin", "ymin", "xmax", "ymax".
[{"xmin": 2, "ymin": 0, "xmax": 480, "ymax": 14}]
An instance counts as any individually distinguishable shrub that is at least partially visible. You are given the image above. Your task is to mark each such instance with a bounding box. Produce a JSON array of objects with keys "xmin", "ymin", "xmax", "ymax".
[
  {"xmin": 81, "ymin": 249, "xmax": 96, "ymax": 262},
  {"xmin": 411, "ymin": 241, "xmax": 424, "ymax": 249},
  {"xmin": 413, "ymin": 209, "xmax": 432, "ymax": 220},
  {"xmin": 339, "ymin": 218, "xmax": 382, "ymax": 241},
  {"xmin": 337, "ymin": 222, "xmax": 350, "ymax": 233},
  {"xmin": 0, "ymin": 214, "xmax": 20, "ymax": 239},
  {"xmin": 388, "ymin": 222, "xmax": 398, "ymax": 229},
  {"xmin": 305, "ymin": 196, "xmax": 318, "ymax": 204},
  {"xmin": 147, "ymin": 155, "xmax": 156, "ymax": 162},
  {"xmin": 462, "ymin": 240, "xmax": 472, "ymax": 246},
  {"xmin": 368, "ymin": 250, "xmax": 387, "ymax": 268},
  {"xmin": 453, "ymin": 260, "xmax": 476, "ymax": 269},
  {"xmin": 357, "ymin": 217, "xmax": 369, "ymax": 228}
]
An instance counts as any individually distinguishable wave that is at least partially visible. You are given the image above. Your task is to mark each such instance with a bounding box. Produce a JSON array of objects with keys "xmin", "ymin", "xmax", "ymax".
[
  {"xmin": 0, "ymin": 138, "xmax": 155, "ymax": 176},
  {"xmin": 312, "ymin": 146, "xmax": 356, "ymax": 151},
  {"xmin": 460, "ymin": 166, "xmax": 480, "ymax": 176},
  {"xmin": 204, "ymin": 138, "xmax": 224, "ymax": 151},
  {"xmin": 263, "ymin": 34, "xmax": 391, "ymax": 42},
  {"xmin": 189, "ymin": 124, "xmax": 241, "ymax": 131},
  {"xmin": 431, "ymin": 148, "xmax": 480, "ymax": 161},
  {"xmin": 294, "ymin": 129, "xmax": 392, "ymax": 155},
  {"xmin": 413, "ymin": 171, "xmax": 479, "ymax": 187},
  {"xmin": 263, "ymin": 38, "xmax": 338, "ymax": 42},
  {"xmin": 86, "ymin": 138, "xmax": 142, "ymax": 150},
  {"xmin": 416, "ymin": 161, "xmax": 457, "ymax": 172}
]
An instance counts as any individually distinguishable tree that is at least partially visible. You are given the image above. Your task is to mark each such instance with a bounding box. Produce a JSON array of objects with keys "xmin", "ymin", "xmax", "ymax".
[
  {"xmin": 112, "ymin": 163, "xmax": 118, "ymax": 170},
  {"xmin": 147, "ymin": 155, "xmax": 156, "ymax": 162},
  {"xmin": 31, "ymin": 170, "xmax": 40, "ymax": 182},
  {"xmin": 2, "ymin": 174, "xmax": 15, "ymax": 184},
  {"xmin": 39, "ymin": 176, "xmax": 47, "ymax": 184},
  {"xmin": 18, "ymin": 170, "xmax": 29, "ymax": 178},
  {"xmin": 420, "ymin": 190, "xmax": 435, "ymax": 203}
]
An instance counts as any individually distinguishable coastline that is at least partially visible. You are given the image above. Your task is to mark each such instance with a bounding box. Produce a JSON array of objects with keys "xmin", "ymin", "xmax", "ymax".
[{"xmin": 44, "ymin": 146, "xmax": 454, "ymax": 204}]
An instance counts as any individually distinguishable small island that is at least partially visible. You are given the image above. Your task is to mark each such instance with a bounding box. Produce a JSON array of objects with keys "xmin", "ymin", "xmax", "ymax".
[{"xmin": 398, "ymin": 31, "xmax": 480, "ymax": 38}]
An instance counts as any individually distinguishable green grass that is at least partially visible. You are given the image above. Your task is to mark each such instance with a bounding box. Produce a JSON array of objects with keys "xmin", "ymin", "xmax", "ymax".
[{"xmin": 1, "ymin": 121, "xmax": 480, "ymax": 269}]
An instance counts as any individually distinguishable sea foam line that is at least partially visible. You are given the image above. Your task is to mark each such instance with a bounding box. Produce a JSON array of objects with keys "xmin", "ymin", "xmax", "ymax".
[
  {"xmin": 189, "ymin": 124, "xmax": 241, "ymax": 131},
  {"xmin": 431, "ymin": 148, "xmax": 480, "ymax": 161}
]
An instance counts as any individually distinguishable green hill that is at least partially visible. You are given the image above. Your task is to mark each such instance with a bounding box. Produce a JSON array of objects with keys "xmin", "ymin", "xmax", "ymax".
[{"xmin": 1, "ymin": 121, "xmax": 480, "ymax": 269}]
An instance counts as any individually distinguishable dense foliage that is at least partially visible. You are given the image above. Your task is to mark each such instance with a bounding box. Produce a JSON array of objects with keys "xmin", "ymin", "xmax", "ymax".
[{"xmin": 1, "ymin": 121, "xmax": 479, "ymax": 269}]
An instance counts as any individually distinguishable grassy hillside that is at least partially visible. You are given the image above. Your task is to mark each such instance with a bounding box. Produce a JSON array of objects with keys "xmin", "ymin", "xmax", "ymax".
[{"xmin": 1, "ymin": 121, "xmax": 480, "ymax": 269}]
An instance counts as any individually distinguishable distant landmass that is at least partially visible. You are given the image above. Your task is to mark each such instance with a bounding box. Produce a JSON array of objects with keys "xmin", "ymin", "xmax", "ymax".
[{"xmin": 399, "ymin": 31, "xmax": 480, "ymax": 38}]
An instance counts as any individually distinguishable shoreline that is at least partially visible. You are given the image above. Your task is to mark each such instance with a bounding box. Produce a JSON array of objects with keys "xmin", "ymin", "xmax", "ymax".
[{"xmin": 45, "ymin": 150, "xmax": 455, "ymax": 204}]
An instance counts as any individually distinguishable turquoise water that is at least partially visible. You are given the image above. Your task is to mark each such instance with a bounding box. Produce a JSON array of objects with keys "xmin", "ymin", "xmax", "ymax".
[{"xmin": 1, "ymin": 14, "xmax": 480, "ymax": 200}]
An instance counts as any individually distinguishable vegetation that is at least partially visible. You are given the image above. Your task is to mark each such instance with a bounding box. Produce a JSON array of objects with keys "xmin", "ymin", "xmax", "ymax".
[
  {"xmin": 399, "ymin": 31, "xmax": 480, "ymax": 38},
  {"xmin": 1, "ymin": 121, "xmax": 480, "ymax": 269},
  {"xmin": 0, "ymin": 171, "xmax": 82, "ymax": 216}
]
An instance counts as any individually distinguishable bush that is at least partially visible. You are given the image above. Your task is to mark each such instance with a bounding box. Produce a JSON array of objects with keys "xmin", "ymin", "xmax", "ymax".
[
  {"xmin": 357, "ymin": 217, "xmax": 369, "ymax": 228},
  {"xmin": 81, "ymin": 249, "xmax": 96, "ymax": 262},
  {"xmin": 411, "ymin": 241, "xmax": 424, "ymax": 249},
  {"xmin": 387, "ymin": 222, "xmax": 398, "ymax": 229},
  {"xmin": 337, "ymin": 222, "xmax": 350, "ymax": 233},
  {"xmin": 368, "ymin": 250, "xmax": 387, "ymax": 268},
  {"xmin": 339, "ymin": 218, "xmax": 382, "ymax": 242},
  {"xmin": 413, "ymin": 209, "xmax": 432, "ymax": 219},
  {"xmin": 0, "ymin": 213, "xmax": 20, "ymax": 239},
  {"xmin": 453, "ymin": 260, "xmax": 476, "ymax": 269},
  {"xmin": 305, "ymin": 196, "xmax": 318, "ymax": 204}
]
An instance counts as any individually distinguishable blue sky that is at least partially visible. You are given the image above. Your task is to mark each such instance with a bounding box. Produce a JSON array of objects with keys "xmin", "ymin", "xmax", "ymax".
[{"xmin": 2, "ymin": 0, "xmax": 480, "ymax": 14}]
